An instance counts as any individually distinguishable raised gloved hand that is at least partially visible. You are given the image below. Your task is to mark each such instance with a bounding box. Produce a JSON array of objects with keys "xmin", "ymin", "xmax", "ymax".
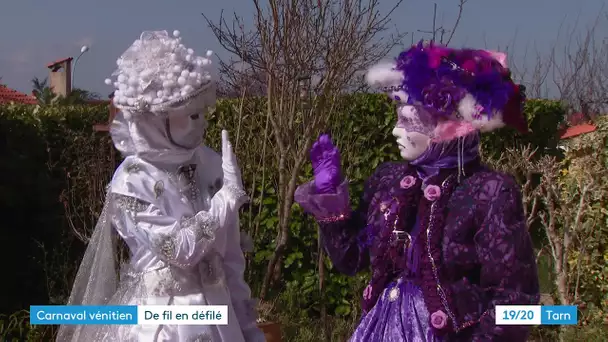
[
  {"xmin": 221, "ymin": 130, "xmax": 249, "ymax": 208},
  {"xmin": 310, "ymin": 134, "xmax": 342, "ymax": 193}
]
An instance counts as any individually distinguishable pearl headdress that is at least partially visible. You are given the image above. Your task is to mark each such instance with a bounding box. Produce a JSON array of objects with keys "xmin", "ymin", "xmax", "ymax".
[{"xmin": 104, "ymin": 30, "xmax": 215, "ymax": 114}]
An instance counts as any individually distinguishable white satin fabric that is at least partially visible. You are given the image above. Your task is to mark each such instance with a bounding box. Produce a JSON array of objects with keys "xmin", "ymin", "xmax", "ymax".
[{"xmin": 95, "ymin": 146, "xmax": 262, "ymax": 341}]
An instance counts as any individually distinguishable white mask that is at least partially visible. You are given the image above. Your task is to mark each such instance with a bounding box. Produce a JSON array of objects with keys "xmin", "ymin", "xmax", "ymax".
[
  {"xmin": 166, "ymin": 109, "xmax": 207, "ymax": 149},
  {"xmin": 392, "ymin": 105, "xmax": 434, "ymax": 161}
]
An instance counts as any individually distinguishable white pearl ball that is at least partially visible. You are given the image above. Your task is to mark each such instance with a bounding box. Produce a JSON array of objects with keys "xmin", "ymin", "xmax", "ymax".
[
  {"xmin": 140, "ymin": 69, "xmax": 152, "ymax": 79},
  {"xmin": 181, "ymin": 90, "xmax": 189, "ymax": 97},
  {"xmin": 104, "ymin": 78, "xmax": 112, "ymax": 85},
  {"xmin": 177, "ymin": 76, "xmax": 187, "ymax": 86},
  {"xmin": 172, "ymin": 65, "xmax": 182, "ymax": 73},
  {"xmin": 183, "ymin": 84, "xmax": 193, "ymax": 93},
  {"xmin": 206, "ymin": 50, "xmax": 213, "ymax": 57},
  {"xmin": 116, "ymin": 59, "xmax": 122, "ymax": 66},
  {"xmin": 189, "ymin": 72, "xmax": 197, "ymax": 79},
  {"xmin": 202, "ymin": 58, "xmax": 210, "ymax": 66},
  {"xmin": 159, "ymin": 74, "xmax": 166, "ymax": 80},
  {"xmin": 157, "ymin": 90, "xmax": 164, "ymax": 98},
  {"xmin": 128, "ymin": 77, "xmax": 138, "ymax": 86},
  {"xmin": 117, "ymin": 74, "xmax": 127, "ymax": 82},
  {"xmin": 125, "ymin": 87, "xmax": 135, "ymax": 97},
  {"xmin": 127, "ymin": 98, "xmax": 135, "ymax": 106},
  {"xmin": 185, "ymin": 55, "xmax": 192, "ymax": 62},
  {"xmin": 173, "ymin": 30, "xmax": 180, "ymax": 37},
  {"xmin": 118, "ymin": 83, "xmax": 127, "ymax": 91},
  {"xmin": 170, "ymin": 53, "xmax": 178, "ymax": 61},
  {"xmin": 167, "ymin": 72, "xmax": 176, "ymax": 80},
  {"xmin": 181, "ymin": 70, "xmax": 190, "ymax": 77},
  {"xmin": 187, "ymin": 48, "xmax": 194, "ymax": 55}
]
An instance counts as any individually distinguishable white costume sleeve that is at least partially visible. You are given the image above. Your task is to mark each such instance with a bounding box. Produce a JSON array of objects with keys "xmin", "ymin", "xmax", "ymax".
[
  {"xmin": 211, "ymin": 185, "xmax": 265, "ymax": 342},
  {"xmin": 111, "ymin": 193, "xmax": 220, "ymax": 269}
]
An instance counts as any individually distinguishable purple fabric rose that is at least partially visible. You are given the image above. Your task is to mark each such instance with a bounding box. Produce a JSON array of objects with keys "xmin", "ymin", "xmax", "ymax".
[
  {"xmin": 400, "ymin": 175, "xmax": 416, "ymax": 189},
  {"xmin": 423, "ymin": 185, "xmax": 441, "ymax": 201},
  {"xmin": 421, "ymin": 81, "xmax": 465, "ymax": 117},
  {"xmin": 430, "ymin": 310, "xmax": 448, "ymax": 329},
  {"xmin": 310, "ymin": 134, "xmax": 342, "ymax": 194}
]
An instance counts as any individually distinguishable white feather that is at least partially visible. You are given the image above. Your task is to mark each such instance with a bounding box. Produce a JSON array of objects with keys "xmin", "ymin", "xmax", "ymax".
[
  {"xmin": 457, "ymin": 93, "xmax": 505, "ymax": 132},
  {"xmin": 366, "ymin": 61, "xmax": 403, "ymax": 88}
]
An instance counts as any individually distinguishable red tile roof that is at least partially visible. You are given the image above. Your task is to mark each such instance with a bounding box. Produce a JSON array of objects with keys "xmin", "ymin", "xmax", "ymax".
[
  {"xmin": 47, "ymin": 57, "xmax": 73, "ymax": 69},
  {"xmin": 560, "ymin": 123, "xmax": 597, "ymax": 140},
  {"xmin": 0, "ymin": 85, "xmax": 37, "ymax": 104}
]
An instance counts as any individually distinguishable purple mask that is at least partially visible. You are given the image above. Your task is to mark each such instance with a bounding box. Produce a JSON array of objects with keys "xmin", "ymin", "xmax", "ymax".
[{"xmin": 396, "ymin": 104, "xmax": 438, "ymax": 137}]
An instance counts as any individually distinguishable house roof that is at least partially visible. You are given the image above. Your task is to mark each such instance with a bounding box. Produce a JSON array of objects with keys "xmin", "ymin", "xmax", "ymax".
[
  {"xmin": 47, "ymin": 57, "xmax": 73, "ymax": 69},
  {"xmin": 0, "ymin": 85, "xmax": 38, "ymax": 104},
  {"xmin": 560, "ymin": 123, "xmax": 597, "ymax": 140}
]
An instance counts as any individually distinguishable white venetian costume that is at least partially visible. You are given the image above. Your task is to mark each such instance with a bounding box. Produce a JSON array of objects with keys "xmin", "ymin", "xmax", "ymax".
[{"xmin": 56, "ymin": 30, "xmax": 264, "ymax": 342}]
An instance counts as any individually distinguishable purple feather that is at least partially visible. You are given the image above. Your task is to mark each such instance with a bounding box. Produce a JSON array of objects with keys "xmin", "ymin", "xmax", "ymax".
[{"xmin": 394, "ymin": 41, "xmax": 515, "ymax": 120}]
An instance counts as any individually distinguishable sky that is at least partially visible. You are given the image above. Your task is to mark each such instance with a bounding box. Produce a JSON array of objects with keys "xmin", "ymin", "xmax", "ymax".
[{"xmin": 1, "ymin": 0, "xmax": 606, "ymax": 97}]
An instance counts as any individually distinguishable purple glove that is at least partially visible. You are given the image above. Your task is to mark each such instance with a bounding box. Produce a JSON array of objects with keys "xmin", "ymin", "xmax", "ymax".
[{"xmin": 310, "ymin": 134, "xmax": 342, "ymax": 194}]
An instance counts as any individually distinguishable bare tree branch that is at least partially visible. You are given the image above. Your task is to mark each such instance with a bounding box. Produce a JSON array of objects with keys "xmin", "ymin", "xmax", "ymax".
[{"xmin": 203, "ymin": 0, "xmax": 406, "ymax": 300}]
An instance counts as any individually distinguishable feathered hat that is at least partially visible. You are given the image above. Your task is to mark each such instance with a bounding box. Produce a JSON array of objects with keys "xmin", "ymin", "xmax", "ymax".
[{"xmin": 366, "ymin": 41, "xmax": 527, "ymax": 140}]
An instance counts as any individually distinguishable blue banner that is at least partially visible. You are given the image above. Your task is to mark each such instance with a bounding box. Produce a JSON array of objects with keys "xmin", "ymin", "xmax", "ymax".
[
  {"xmin": 30, "ymin": 305, "xmax": 138, "ymax": 325},
  {"xmin": 540, "ymin": 305, "xmax": 578, "ymax": 325}
]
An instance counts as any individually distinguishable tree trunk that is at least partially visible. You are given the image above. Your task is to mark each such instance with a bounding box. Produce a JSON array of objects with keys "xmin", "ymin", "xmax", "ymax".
[
  {"xmin": 555, "ymin": 271, "xmax": 569, "ymax": 305},
  {"xmin": 259, "ymin": 153, "xmax": 302, "ymax": 299},
  {"xmin": 318, "ymin": 236, "xmax": 328, "ymax": 341},
  {"xmin": 259, "ymin": 194, "xmax": 294, "ymax": 299}
]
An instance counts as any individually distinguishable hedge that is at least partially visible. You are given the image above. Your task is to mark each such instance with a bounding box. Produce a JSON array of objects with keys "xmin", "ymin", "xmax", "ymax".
[{"xmin": 0, "ymin": 96, "xmax": 566, "ymax": 338}]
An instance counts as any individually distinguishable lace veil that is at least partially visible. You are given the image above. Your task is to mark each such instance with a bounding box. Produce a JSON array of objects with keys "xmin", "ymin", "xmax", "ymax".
[{"xmin": 55, "ymin": 196, "xmax": 118, "ymax": 342}]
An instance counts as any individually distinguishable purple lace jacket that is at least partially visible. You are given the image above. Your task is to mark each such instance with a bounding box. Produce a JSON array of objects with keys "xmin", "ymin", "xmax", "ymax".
[{"xmin": 295, "ymin": 160, "xmax": 540, "ymax": 341}]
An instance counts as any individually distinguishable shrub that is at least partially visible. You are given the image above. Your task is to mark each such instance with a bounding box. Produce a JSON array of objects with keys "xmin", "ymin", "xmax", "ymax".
[{"xmin": 2, "ymin": 96, "xmax": 593, "ymax": 341}]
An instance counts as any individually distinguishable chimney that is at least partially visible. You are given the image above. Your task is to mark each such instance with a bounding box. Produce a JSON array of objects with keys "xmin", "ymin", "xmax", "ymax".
[{"xmin": 46, "ymin": 57, "xmax": 73, "ymax": 97}]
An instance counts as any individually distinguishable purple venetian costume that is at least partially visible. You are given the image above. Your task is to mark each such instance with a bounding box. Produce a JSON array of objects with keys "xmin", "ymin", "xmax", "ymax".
[{"xmin": 295, "ymin": 42, "xmax": 539, "ymax": 342}]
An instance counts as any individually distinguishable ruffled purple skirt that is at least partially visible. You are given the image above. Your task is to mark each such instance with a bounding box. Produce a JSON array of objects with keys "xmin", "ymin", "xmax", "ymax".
[{"xmin": 350, "ymin": 279, "xmax": 442, "ymax": 342}]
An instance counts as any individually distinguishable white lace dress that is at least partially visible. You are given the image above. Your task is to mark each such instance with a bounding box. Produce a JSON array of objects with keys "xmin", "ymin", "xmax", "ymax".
[{"xmin": 93, "ymin": 146, "xmax": 262, "ymax": 342}]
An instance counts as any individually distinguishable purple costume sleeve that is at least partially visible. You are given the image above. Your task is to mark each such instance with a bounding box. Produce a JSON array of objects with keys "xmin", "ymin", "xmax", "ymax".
[
  {"xmin": 294, "ymin": 163, "xmax": 391, "ymax": 276},
  {"xmin": 471, "ymin": 176, "xmax": 539, "ymax": 341},
  {"xmin": 294, "ymin": 180, "xmax": 369, "ymax": 275}
]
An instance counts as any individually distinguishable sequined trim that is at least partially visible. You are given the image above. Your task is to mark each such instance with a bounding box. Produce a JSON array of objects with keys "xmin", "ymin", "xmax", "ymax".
[
  {"xmin": 156, "ymin": 235, "xmax": 178, "ymax": 261},
  {"xmin": 153, "ymin": 212, "xmax": 219, "ymax": 266},
  {"xmin": 317, "ymin": 213, "xmax": 350, "ymax": 223},
  {"xmin": 154, "ymin": 180, "xmax": 164, "ymax": 198},
  {"xmin": 167, "ymin": 164, "xmax": 200, "ymax": 201},
  {"xmin": 199, "ymin": 252, "xmax": 224, "ymax": 286},
  {"xmin": 115, "ymin": 195, "xmax": 149, "ymax": 213},
  {"xmin": 388, "ymin": 287, "xmax": 400, "ymax": 302},
  {"xmin": 425, "ymin": 175, "xmax": 460, "ymax": 331},
  {"xmin": 125, "ymin": 162, "xmax": 141, "ymax": 173},
  {"xmin": 186, "ymin": 332, "xmax": 213, "ymax": 342},
  {"xmin": 149, "ymin": 267, "xmax": 182, "ymax": 296},
  {"xmin": 224, "ymin": 184, "xmax": 248, "ymax": 204}
]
